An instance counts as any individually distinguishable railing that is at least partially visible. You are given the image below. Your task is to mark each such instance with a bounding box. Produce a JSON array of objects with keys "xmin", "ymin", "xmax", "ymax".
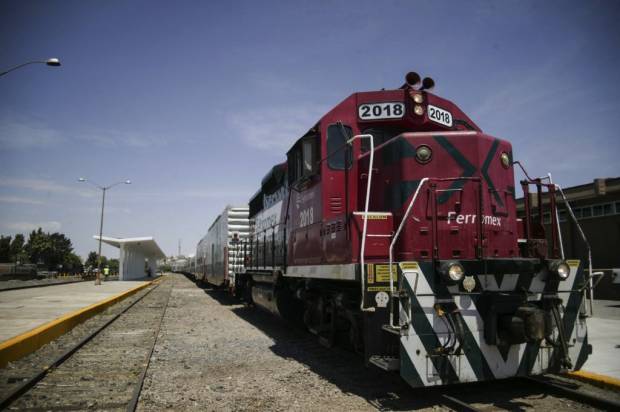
[
  {"xmin": 242, "ymin": 223, "xmax": 287, "ymax": 272},
  {"xmin": 387, "ymin": 176, "xmax": 483, "ymax": 329},
  {"xmin": 346, "ymin": 134, "xmax": 376, "ymax": 312},
  {"xmin": 520, "ymin": 178, "xmax": 561, "ymax": 259},
  {"xmin": 553, "ymin": 183, "xmax": 604, "ymax": 316},
  {"xmin": 514, "ymin": 164, "xmax": 603, "ymax": 317}
]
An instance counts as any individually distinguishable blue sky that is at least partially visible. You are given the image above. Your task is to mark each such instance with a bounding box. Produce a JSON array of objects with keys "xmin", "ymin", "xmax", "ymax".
[{"xmin": 1, "ymin": 0, "xmax": 619, "ymax": 259}]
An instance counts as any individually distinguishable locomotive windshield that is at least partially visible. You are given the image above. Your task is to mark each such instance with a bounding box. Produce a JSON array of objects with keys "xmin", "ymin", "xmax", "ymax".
[{"xmin": 361, "ymin": 127, "xmax": 407, "ymax": 152}]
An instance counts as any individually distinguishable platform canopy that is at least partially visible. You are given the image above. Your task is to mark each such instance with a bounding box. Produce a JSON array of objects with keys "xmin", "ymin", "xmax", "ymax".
[{"xmin": 94, "ymin": 236, "xmax": 166, "ymax": 281}]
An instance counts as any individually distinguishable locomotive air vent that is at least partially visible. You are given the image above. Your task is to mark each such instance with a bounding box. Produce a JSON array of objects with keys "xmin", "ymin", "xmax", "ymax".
[{"xmin": 329, "ymin": 196, "xmax": 343, "ymax": 212}]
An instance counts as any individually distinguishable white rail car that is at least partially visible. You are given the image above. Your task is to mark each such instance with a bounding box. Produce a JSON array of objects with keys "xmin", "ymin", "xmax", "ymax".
[{"xmin": 193, "ymin": 206, "xmax": 250, "ymax": 287}]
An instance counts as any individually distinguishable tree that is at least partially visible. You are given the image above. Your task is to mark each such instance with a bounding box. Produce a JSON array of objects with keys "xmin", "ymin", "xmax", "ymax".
[
  {"xmin": 48, "ymin": 232, "xmax": 73, "ymax": 269},
  {"xmin": 85, "ymin": 251, "xmax": 109, "ymax": 270},
  {"xmin": 25, "ymin": 228, "xmax": 51, "ymax": 266},
  {"xmin": 24, "ymin": 228, "xmax": 77, "ymax": 270},
  {"xmin": 0, "ymin": 235, "xmax": 11, "ymax": 262},
  {"xmin": 64, "ymin": 253, "xmax": 83, "ymax": 273},
  {"xmin": 85, "ymin": 251, "xmax": 99, "ymax": 269},
  {"xmin": 108, "ymin": 258, "xmax": 119, "ymax": 273},
  {"xmin": 10, "ymin": 234, "xmax": 26, "ymax": 263}
]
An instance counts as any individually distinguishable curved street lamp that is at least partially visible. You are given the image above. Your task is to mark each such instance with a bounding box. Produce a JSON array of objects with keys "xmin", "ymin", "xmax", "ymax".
[
  {"xmin": 78, "ymin": 177, "xmax": 132, "ymax": 285},
  {"xmin": 0, "ymin": 58, "xmax": 61, "ymax": 77}
]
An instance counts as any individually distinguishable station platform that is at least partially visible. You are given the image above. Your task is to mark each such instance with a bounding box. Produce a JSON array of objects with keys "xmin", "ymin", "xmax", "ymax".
[
  {"xmin": 581, "ymin": 300, "xmax": 620, "ymax": 380},
  {"xmin": 0, "ymin": 279, "xmax": 153, "ymax": 344}
]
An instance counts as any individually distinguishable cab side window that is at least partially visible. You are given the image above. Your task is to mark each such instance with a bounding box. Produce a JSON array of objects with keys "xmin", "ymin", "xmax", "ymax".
[
  {"xmin": 288, "ymin": 132, "xmax": 320, "ymax": 185},
  {"xmin": 327, "ymin": 124, "xmax": 352, "ymax": 170},
  {"xmin": 302, "ymin": 140, "xmax": 314, "ymax": 175}
]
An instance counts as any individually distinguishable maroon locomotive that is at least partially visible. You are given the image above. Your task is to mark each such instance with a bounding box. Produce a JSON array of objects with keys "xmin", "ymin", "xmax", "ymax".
[{"xmin": 211, "ymin": 72, "xmax": 591, "ymax": 387}]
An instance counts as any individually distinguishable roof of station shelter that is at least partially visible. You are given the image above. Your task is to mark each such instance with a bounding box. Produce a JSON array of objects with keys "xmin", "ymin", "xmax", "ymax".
[{"xmin": 93, "ymin": 236, "xmax": 166, "ymax": 259}]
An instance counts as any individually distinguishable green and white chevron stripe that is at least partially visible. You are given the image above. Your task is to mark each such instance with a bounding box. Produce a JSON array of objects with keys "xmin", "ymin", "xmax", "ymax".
[{"xmin": 398, "ymin": 260, "xmax": 589, "ymax": 387}]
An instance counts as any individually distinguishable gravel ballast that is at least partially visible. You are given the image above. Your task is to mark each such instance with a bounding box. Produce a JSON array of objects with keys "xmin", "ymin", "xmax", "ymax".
[{"xmin": 2, "ymin": 273, "xmax": 616, "ymax": 411}]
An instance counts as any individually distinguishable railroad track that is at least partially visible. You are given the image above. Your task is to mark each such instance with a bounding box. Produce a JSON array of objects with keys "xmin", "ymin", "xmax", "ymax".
[
  {"xmin": 0, "ymin": 278, "xmax": 171, "ymax": 411},
  {"xmin": 430, "ymin": 376, "xmax": 620, "ymax": 412},
  {"xmin": 525, "ymin": 375, "xmax": 620, "ymax": 411}
]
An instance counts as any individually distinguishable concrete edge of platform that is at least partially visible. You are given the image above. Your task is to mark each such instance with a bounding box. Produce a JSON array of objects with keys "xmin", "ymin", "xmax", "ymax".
[
  {"xmin": 0, "ymin": 277, "xmax": 162, "ymax": 368},
  {"xmin": 567, "ymin": 370, "xmax": 620, "ymax": 389}
]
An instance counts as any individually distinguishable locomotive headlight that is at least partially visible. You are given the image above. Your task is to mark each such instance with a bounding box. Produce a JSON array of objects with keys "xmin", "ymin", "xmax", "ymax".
[
  {"xmin": 550, "ymin": 260, "xmax": 570, "ymax": 280},
  {"xmin": 414, "ymin": 105, "xmax": 425, "ymax": 116},
  {"xmin": 413, "ymin": 93, "xmax": 424, "ymax": 104},
  {"xmin": 415, "ymin": 145, "xmax": 432, "ymax": 163},
  {"xmin": 448, "ymin": 263, "xmax": 465, "ymax": 281},
  {"xmin": 500, "ymin": 152, "xmax": 511, "ymax": 169},
  {"xmin": 439, "ymin": 261, "xmax": 465, "ymax": 283}
]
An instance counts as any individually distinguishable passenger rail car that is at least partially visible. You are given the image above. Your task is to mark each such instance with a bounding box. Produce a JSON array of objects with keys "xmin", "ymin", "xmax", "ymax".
[{"xmin": 201, "ymin": 72, "xmax": 595, "ymax": 388}]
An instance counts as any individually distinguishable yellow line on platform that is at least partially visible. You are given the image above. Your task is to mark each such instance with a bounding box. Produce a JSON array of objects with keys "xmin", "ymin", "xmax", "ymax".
[
  {"xmin": 0, "ymin": 278, "xmax": 162, "ymax": 368},
  {"xmin": 568, "ymin": 370, "xmax": 620, "ymax": 389}
]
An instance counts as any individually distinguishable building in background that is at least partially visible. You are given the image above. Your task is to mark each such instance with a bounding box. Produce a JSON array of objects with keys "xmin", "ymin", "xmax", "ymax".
[{"xmin": 516, "ymin": 177, "xmax": 620, "ymax": 299}]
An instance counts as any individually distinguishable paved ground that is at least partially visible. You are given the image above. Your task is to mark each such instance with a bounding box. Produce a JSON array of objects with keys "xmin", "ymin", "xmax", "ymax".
[
  {"xmin": 0, "ymin": 279, "xmax": 150, "ymax": 342},
  {"xmin": 0, "ymin": 276, "xmax": 82, "ymax": 291},
  {"xmin": 0, "ymin": 276, "xmax": 120, "ymax": 291},
  {"xmin": 583, "ymin": 300, "xmax": 620, "ymax": 379}
]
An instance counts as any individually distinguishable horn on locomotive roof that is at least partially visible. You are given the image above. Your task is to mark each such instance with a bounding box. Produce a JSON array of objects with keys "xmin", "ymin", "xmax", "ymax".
[
  {"xmin": 405, "ymin": 72, "xmax": 421, "ymax": 87},
  {"xmin": 420, "ymin": 77, "xmax": 435, "ymax": 91}
]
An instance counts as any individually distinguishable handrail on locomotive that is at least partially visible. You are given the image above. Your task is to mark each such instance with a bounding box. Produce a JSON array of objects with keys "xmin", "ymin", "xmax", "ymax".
[
  {"xmin": 514, "ymin": 161, "xmax": 603, "ymax": 317},
  {"xmin": 386, "ymin": 176, "xmax": 485, "ymax": 329},
  {"xmin": 346, "ymin": 134, "xmax": 376, "ymax": 312}
]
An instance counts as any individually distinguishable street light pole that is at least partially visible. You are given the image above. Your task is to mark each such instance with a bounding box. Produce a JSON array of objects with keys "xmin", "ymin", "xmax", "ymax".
[
  {"xmin": 0, "ymin": 58, "xmax": 61, "ymax": 77},
  {"xmin": 96, "ymin": 187, "xmax": 106, "ymax": 285},
  {"xmin": 78, "ymin": 178, "xmax": 131, "ymax": 285}
]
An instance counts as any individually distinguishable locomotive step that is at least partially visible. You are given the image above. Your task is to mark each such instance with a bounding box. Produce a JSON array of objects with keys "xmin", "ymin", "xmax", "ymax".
[
  {"xmin": 307, "ymin": 327, "xmax": 335, "ymax": 348},
  {"xmin": 318, "ymin": 336, "xmax": 334, "ymax": 348},
  {"xmin": 369, "ymin": 355, "xmax": 400, "ymax": 371},
  {"xmin": 382, "ymin": 324, "xmax": 401, "ymax": 335}
]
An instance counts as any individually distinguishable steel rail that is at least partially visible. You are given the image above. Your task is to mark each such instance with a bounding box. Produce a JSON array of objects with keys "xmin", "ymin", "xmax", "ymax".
[
  {"xmin": 126, "ymin": 282, "xmax": 173, "ymax": 412},
  {"xmin": 440, "ymin": 394, "xmax": 483, "ymax": 412},
  {"xmin": 526, "ymin": 376, "xmax": 620, "ymax": 411},
  {"xmin": 0, "ymin": 281, "xmax": 163, "ymax": 410}
]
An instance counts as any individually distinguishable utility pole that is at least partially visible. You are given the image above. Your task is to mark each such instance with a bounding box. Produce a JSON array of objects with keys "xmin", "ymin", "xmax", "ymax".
[
  {"xmin": 96, "ymin": 187, "xmax": 106, "ymax": 285},
  {"xmin": 78, "ymin": 178, "xmax": 131, "ymax": 285}
]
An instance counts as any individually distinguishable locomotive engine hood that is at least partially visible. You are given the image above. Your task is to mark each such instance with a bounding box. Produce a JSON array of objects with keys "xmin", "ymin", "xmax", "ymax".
[{"xmin": 360, "ymin": 131, "xmax": 518, "ymax": 262}]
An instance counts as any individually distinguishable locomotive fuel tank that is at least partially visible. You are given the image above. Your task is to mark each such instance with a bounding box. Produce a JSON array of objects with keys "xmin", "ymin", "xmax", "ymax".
[{"xmin": 251, "ymin": 283, "xmax": 281, "ymax": 317}]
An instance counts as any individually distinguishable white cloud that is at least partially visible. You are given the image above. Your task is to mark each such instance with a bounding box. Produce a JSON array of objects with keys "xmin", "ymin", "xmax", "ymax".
[
  {"xmin": 0, "ymin": 119, "xmax": 65, "ymax": 150},
  {"xmin": 111, "ymin": 188, "xmax": 253, "ymax": 203},
  {"xmin": 78, "ymin": 129, "xmax": 169, "ymax": 149},
  {"xmin": 0, "ymin": 196, "xmax": 45, "ymax": 205},
  {"xmin": 0, "ymin": 177, "xmax": 92, "ymax": 197},
  {"xmin": 0, "ymin": 113, "xmax": 171, "ymax": 151},
  {"xmin": 178, "ymin": 188, "xmax": 254, "ymax": 200},
  {"xmin": 471, "ymin": 39, "xmax": 588, "ymax": 123},
  {"xmin": 229, "ymin": 104, "xmax": 327, "ymax": 151},
  {"xmin": 3, "ymin": 221, "xmax": 62, "ymax": 233}
]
